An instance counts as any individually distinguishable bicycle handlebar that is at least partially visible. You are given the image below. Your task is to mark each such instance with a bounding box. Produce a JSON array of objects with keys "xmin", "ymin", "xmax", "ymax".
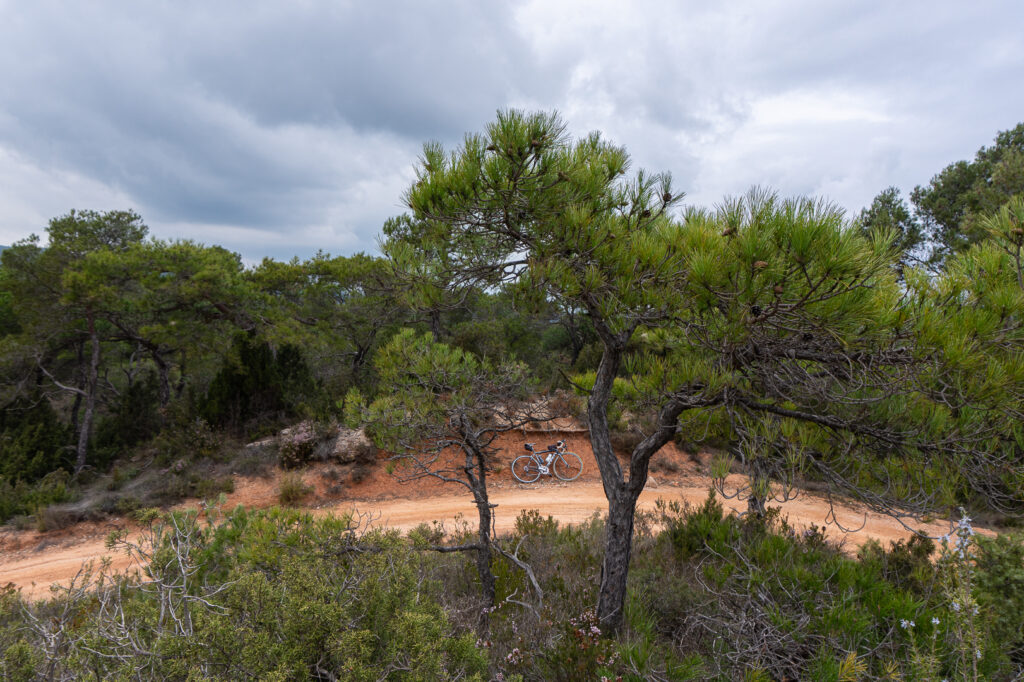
[{"xmin": 524, "ymin": 440, "xmax": 566, "ymax": 453}]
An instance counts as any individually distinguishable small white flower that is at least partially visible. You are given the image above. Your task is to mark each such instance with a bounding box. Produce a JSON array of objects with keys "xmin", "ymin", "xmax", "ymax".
[
  {"xmin": 931, "ymin": 617, "xmax": 940, "ymax": 626},
  {"xmin": 900, "ymin": 618, "xmax": 915, "ymax": 629},
  {"xmin": 976, "ymin": 648, "xmax": 982, "ymax": 660},
  {"xmin": 952, "ymin": 601, "xmax": 961, "ymax": 612}
]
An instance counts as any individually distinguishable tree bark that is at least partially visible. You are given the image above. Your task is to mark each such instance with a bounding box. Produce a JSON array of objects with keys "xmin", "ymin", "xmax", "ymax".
[
  {"xmin": 152, "ymin": 349, "xmax": 171, "ymax": 407},
  {"xmin": 588, "ymin": 336, "xmax": 698, "ymax": 633},
  {"xmin": 473, "ymin": 490, "xmax": 495, "ymax": 635},
  {"xmin": 175, "ymin": 351, "xmax": 187, "ymax": 398},
  {"xmin": 69, "ymin": 342, "xmax": 83, "ymax": 438},
  {"xmin": 75, "ymin": 311, "xmax": 101, "ymax": 473},
  {"xmin": 597, "ymin": 489, "xmax": 638, "ymax": 631},
  {"xmin": 469, "ymin": 448, "xmax": 496, "ymax": 636},
  {"xmin": 428, "ymin": 309, "xmax": 443, "ymax": 340},
  {"xmin": 588, "ymin": 344, "xmax": 632, "ymax": 631}
]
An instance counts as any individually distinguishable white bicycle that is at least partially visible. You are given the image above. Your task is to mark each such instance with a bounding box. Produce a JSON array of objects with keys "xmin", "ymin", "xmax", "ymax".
[{"xmin": 511, "ymin": 440, "xmax": 583, "ymax": 483}]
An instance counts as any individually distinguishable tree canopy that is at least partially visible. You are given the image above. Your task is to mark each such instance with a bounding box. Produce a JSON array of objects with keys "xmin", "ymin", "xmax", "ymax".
[
  {"xmin": 389, "ymin": 109, "xmax": 1024, "ymax": 631},
  {"xmin": 912, "ymin": 122, "xmax": 1024, "ymax": 263}
]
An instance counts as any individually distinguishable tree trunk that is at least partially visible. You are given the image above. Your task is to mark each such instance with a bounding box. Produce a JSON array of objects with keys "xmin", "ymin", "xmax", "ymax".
[
  {"xmin": 175, "ymin": 351, "xmax": 187, "ymax": 398},
  {"xmin": 350, "ymin": 343, "xmax": 372, "ymax": 385},
  {"xmin": 429, "ymin": 309, "xmax": 443, "ymax": 340},
  {"xmin": 153, "ymin": 350, "xmax": 171, "ymax": 407},
  {"xmin": 474, "ymin": 490, "xmax": 496, "ymax": 635},
  {"xmin": 598, "ymin": 487, "xmax": 642, "ymax": 633},
  {"xmin": 75, "ymin": 312, "xmax": 101, "ymax": 473},
  {"xmin": 587, "ymin": 337, "xmax": 694, "ymax": 633},
  {"xmin": 587, "ymin": 345, "xmax": 633, "ymax": 631},
  {"xmin": 465, "ymin": 442, "xmax": 496, "ymax": 636},
  {"xmin": 69, "ymin": 341, "xmax": 83, "ymax": 438}
]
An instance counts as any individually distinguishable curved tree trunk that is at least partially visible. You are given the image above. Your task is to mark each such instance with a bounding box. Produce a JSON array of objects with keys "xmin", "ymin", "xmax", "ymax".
[
  {"xmin": 587, "ymin": 337, "xmax": 696, "ymax": 633},
  {"xmin": 587, "ymin": 343, "xmax": 631, "ymax": 632}
]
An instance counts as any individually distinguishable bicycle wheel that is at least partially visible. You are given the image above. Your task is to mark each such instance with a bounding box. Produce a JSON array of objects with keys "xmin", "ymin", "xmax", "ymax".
[
  {"xmin": 511, "ymin": 455, "xmax": 541, "ymax": 483},
  {"xmin": 553, "ymin": 452, "xmax": 583, "ymax": 481}
]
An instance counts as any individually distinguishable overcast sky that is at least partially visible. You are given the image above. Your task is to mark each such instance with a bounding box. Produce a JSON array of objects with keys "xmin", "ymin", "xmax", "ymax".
[{"xmin": 1, "ymin": 1, "xmax": 1022, "ymax": 262}]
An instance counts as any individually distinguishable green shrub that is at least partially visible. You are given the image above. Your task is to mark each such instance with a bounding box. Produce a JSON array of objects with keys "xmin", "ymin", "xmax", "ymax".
[
  {"xmin": 5, "ymin": 495, "xmax": 1022, "ymax": 680},
  {"xmin": 199, "ymin": 333, "xmax": 320, "ymax": 435},
  {"xmin": 34, "ymin": 504, "xmax": 77, "ymax": 532},
  {"xmin": 151, "ymin": 416, "xmax": 219, "ymax": 466},
  {"xmin": 92, "ymin": 375, "xmax": 162, "ymax": 468},
  {"xmin": 278, "ymin": 472, "xmax": 312, "ymax": 505},
  {"xmin": 4, "ymin": 508, "xmax": 487, "ymax": 680},
  {"xmin": 195, "ymin": 476, "xmax": 235, "ymax": 499},
  {"xmin": 531, "ymin": 609, "xmax": 618, "ymax": 681},
  {"xmin": 0, "ymin": 396, "xmax": 72, "ymax": 483},
  {"xmin": 976, "ymin": 531, "xmax": 1024, "ymax": 667},
  {"xmin": 0, "ymin": 469, "xmax": 74, "ymax": 524}
]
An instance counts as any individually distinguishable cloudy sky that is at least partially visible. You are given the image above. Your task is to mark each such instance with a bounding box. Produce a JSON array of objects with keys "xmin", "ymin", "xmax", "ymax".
[{"xmin": 1, "ymin": 1, "xmax": 1021, "ymax": 261}]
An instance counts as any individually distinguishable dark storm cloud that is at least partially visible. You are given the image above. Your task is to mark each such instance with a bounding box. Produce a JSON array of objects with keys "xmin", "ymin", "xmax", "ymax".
[
  {"xmin": 0, "ymin": 1, "xmax": 554, "ymax": 255},
  {"xmin": 181, "ymin": 2, "xmax": 545, "ymax": 140},
  {"xmin": 0, "ymin": 1, "xmax": 1022, "ymax": 259}
]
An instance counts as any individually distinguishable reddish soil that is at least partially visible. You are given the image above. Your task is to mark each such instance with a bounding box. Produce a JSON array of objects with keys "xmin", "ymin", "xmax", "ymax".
[{"xmin": 0, "ymin": 429, "xmax": 984, "ymax": 602}]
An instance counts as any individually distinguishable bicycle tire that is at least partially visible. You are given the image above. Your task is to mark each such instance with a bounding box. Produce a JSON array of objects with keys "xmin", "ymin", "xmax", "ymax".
[
  {"xmin": 511, "ymin": 455, "xmax": 541, "ymax": 483},
  {"xmin": 553, "ymin": 452, "xmax": 583, "ymax": 481}
]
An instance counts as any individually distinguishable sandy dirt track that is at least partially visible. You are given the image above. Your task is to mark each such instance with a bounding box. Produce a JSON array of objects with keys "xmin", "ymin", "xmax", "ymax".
[{"xmin": 1, "ymin": 473, "xmax": 964, "ymax": 602}]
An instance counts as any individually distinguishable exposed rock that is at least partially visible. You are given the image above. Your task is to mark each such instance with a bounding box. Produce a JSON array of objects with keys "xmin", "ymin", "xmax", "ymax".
[
  {"xmin": 278, "ymin": 422, "xmax": 319, "ymax": 470},
  {"xmin": 331, "ymin": 428, "xmax": 377, "ymax": 465}
]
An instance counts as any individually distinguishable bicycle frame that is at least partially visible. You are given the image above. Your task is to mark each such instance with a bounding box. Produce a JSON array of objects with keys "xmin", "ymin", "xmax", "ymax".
[
  {"xmin": 523, "ymin": 440, "xmax": 565, "ymax": 472},
  {"xmin": 512, "ymin": 440, "xmax": 583, "ymax": 483}
]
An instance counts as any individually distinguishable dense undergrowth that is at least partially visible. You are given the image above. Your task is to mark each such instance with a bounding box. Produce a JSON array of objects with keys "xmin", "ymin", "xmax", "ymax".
[{"xmin": 2, "ymin": 495, "xmax": 1022, "ymax": 680}]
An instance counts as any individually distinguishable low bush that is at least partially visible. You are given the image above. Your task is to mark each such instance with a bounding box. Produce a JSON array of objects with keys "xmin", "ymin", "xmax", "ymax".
[
  {"xmin": 4, "ymin": 497, "xmax": 1023, "ymax": 680},
  {"xmin": 2, "ymin": 508, "xmax": 487, "ymax": 680},
  {"xmin": 0, "ymin": 469, "xmax": 74, "ymax": 524},
  {"xmin": 34, "ymin": 504, "xmax": 78, "ymax": 532},
  {"xmin": 150, "ymin": 416, "xmax": 220, "ymax": 466},
  {"xmin": 195, "ymin": 475, "xmax": 235, "ymax": 500},
  {"xmin": 278, "ymin": 472, "xmax": 312, "ymax": 505}
]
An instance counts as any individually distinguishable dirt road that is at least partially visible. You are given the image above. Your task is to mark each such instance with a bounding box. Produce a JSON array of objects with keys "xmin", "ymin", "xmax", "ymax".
[{"xmin": 1, "ymin": 475, "xmax": 961, "ymax": 602}]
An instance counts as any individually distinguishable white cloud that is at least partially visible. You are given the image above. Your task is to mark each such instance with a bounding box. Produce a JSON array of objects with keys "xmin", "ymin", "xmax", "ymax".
[{"xmin": 0, "ymin": 147, "xmax": 136, "ymax": 245}]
